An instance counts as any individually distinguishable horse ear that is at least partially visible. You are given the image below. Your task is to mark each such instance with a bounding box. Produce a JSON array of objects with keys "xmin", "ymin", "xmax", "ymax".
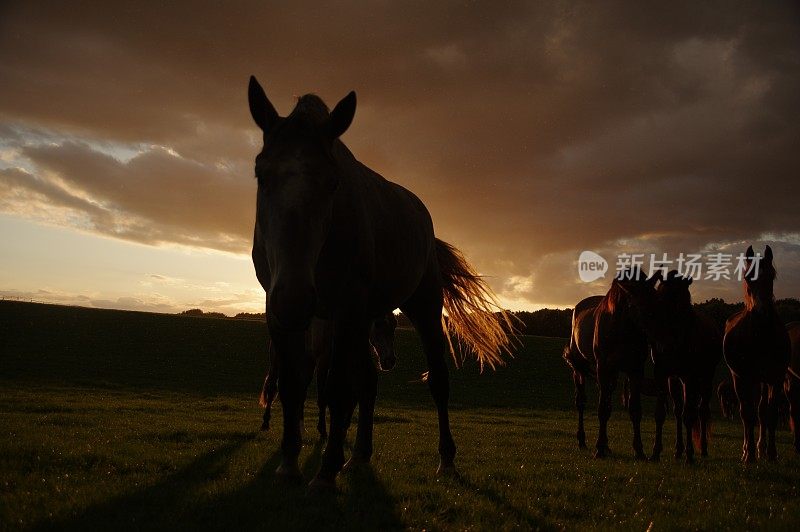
[
  {"xmin": 765, "ymin": 245, "xmax": 773, "ymax": 262},
  {"xmin": 248, "ymin": 76, "xmax": 279, "ymax": 133},
  {"xmin": 685, "ymin": 277, "xmax": 693, "ymax": 286},
  {"xmin": 667, "ymin": 270, "xmax": 678, "ymax": 281},
  {"xmin": 745, "ymin": 245, "xmax": 754, "ymax": 259},
  {"xmin": 329, "ymin": 91, "xmax": 356, "ymax": 138},
  {"xmin": 647, "ymin": 271, "xmax": 662, "ymax": 287}
]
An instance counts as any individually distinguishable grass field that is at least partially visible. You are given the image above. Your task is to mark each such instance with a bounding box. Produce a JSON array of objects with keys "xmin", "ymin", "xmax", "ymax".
[{"xmin": 2, "ymin": 300, "xmax": 799, "ymax": 530}]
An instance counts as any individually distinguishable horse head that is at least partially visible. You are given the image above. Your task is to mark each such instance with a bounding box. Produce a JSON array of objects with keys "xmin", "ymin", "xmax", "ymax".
[
  {"xmin": 248, "ymin": 76, "xmax": 357, "ymax": 330},
  {"xmin": 611, "ymin": 267, "xmax": 662, "ymax": 335},
  {"xmin": 742, "ymin": 245, "xmax": 777, "ymax": 312}
]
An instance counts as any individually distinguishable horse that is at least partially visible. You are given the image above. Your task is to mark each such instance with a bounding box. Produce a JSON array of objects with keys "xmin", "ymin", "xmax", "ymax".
[
  {"xmin": 649, "ymin": 271, "xmax": 722, "ymax": 462},
  {"xmin": 247, "ymin": 76, "xmax": 515, "ymax": 489},
  {"xmin": 724, "ymin": 245, "xmax": 791, "ymax": 462},
  {"xmin": 258, "ymin": 313, "xmax": 397, "ymax": 440},
  {"xmin": 783, "ymin": 321, "xmax": 800, "ymax": 453},
  {"xmin": 563, "ymin": 269, "xmax": 661, "ymax": 459}
]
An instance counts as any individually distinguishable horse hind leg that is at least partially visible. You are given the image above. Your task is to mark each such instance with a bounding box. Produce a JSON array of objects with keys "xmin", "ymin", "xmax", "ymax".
[
  {"xmin": 401, "ymin": 282, "xmax": 457, "ymax": 476},
  {"xmin": 699, "ymin": 379, "xmax": 713, "ymax": 457},
  {"xmin": 574, "ymin": 370, "xmax": 588, "ymax": 449},
  {"xmin": 756, "ymin": 383, "xmax": 770, "ymax": 460},
  {"xmin": 765, "ymin": 382, "xmax": 780, "ymax": 461},
  {"xmin": 788, "ymin": 376, "xmax": 800, "ymax": 454},
  {"xmin": 316, "ymin": 352, "xmax": 330, "ymax": 441}
]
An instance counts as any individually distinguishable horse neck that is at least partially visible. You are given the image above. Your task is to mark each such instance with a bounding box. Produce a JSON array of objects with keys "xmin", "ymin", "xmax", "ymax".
[{"xmin": 744, "ymin": 280, "xmax": 776, "ymax": 314}]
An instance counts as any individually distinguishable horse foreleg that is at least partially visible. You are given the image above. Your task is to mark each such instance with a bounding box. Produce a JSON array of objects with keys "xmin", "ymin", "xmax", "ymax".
[
  {"xmin": 651, "ymin": 375, "xmax": 668, "ymax": 462},
  {"xmin": 574, "ymin": 371, "xmax": 587, "ymax": 449},
  {"xmin": 595, "ymin": 366, "xmax": 617, "ymax": 458},
  {"xmin": 627, "ymin": 372, "xmax": 646, "ymax": 460},
  {"xmin": 669, "ymin": 377, "xmax": 685, "ymax": 459},
  {"xmin": 348, "ymin": 356, "xmax": 378, "ymax": 468},
  {"xmin": 311, "ymin": 320, "xmax": 366, "ymax": 490},
  {"xmin": 683, "ymin": 380, "xmax": 699, "ymax": 464},
  {"xmin": 270, "ymin": 328, "xmax": 307, "ymax": 481},
  {"xmin": 733, "ymin": 374, "xmax": 757, "ymax": 463}
]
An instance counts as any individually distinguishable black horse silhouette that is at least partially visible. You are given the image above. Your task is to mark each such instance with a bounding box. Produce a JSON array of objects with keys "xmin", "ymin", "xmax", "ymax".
[{"xmin": 247, "ymin": 76, "xmax": 515, "ymax": 490}]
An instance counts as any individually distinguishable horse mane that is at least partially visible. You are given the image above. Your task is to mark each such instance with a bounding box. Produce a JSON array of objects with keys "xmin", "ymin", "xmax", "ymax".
[
  {"xmin": 598, "ymin": 281, "xmax": 625, "ymax": 314},
  {"xmin": 288, "ymin": 94, "xmax": 330, "ymax": 126}
]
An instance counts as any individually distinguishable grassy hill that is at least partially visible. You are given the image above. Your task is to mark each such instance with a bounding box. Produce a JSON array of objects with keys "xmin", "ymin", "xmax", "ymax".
[{"xmin": 1, "ymin": 300, "xmax": 799, "ymax": 530}]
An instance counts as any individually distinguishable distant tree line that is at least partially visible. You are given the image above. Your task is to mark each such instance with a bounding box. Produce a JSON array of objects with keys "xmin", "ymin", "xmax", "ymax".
[{"xmin": 178, "ymin": 298, "xmax": 800, "ymax": 338}]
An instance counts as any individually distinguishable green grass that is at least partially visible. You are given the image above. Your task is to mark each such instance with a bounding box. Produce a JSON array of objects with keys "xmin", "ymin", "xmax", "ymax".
[{"xmin": 1, "ymin": 300, "xmax": 799, "ymax": 530}]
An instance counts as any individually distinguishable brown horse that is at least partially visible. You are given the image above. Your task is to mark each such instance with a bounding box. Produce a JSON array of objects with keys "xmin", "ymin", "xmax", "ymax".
[
  {"xmin": 724, "ymin": 245, "xmax": 790, "ymax": 462},
  {"xmin": 247, "ymin": 77, "xmax": 515, "ymax": 489},
  {"xmin": 650, "ymin": 271, "xmax": 722, "ymax": 462},
  {"xmin": 564, "ymin": 269, "xmax": 661, "ymax": 459},
  {"xmin": 784, "ymin": 321, "xmax": 800, "ymax": 453},
  {"xmin": 259, "ymin": 313, "xmax": 397, "ymax": 439}
]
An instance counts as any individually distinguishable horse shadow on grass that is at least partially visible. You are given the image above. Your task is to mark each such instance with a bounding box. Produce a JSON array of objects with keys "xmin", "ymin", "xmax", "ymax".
[
  {"xmin": 191, "ymin": 440, "xmax": 404, "ymax": 530},
  {"xmin": 452, "ymin": 474, "xmax": 553, "ymax": 530},
  {"xmin": 36, "ymin": 434, "xmax": 402, "ymax": 531}
]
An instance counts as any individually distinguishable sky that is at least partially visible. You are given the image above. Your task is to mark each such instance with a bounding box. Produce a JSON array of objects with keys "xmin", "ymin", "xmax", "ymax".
[{"xmin": 0, "ymin": 1, "xmax": 799, "ymax": 315}]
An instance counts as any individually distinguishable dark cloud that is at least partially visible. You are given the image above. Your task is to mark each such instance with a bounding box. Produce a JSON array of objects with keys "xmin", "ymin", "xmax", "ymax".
[{"xmin": 0, "ymin": 0, "xmax": 798, "ymax": 307}]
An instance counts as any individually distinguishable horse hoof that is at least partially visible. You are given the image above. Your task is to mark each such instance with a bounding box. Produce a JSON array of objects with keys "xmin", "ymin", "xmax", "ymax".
[
  {"xmin": 685, "ymin": 455, "xmax": 695, "ymax": 465},
  {"xmin": 275, "ymin": 462, "xmax": 303, "ymax": 482},
  {"xmin": 260, "ymin": 422, "xmax": 269, "ymax": 432},
  {"xmin": 674, "ymin": 451, "xmax": 684, "ymax": 460},
  {"xmin": 436, "ymin": 462, "xmax": 459, "ymax": 478},
  {"xmin": 649, "ymin": 454, "xmax": 661, "ymax": 463},
  {"xmin": 634, "ymin": 451, "xmax": 647, "ymax": 461},
  {"xmin": 594, "ymin": 447, "xmax": 611, "ymax": 459},
  {"xmin": 578, "ymin": 442, "xmax": 588, "ymax": 450},
  {"xmin": 307, "ymin": 476, "xmax": 336, "ymax": 494},
  {"xmin": 742, "ymin": 453, "xmax": 755, "ymax": 464}
]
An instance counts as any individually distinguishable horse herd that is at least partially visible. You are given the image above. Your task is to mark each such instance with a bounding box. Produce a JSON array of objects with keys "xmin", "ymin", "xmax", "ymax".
[
  {"xmin": 565, "ymin": 247, "xmax": 800, "ymax": 463},
  {"xmin": 245, "ymin": 77, "xmax": 798, "ymax": 491}
]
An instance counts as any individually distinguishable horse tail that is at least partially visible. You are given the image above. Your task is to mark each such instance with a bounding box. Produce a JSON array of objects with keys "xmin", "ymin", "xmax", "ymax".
[
  {"xmin": 435, "ymin": 238, "xmax": 517, "ymax": 371},
  {"xmin": 258, "ymin": 373, "xmax": 273, "ymax": 408}
]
